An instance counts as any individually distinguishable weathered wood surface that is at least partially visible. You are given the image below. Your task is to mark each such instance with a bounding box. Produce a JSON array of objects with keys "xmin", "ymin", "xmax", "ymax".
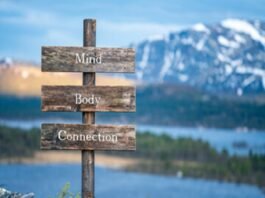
[
  {"xmin": 42, "ymin": 46, "xmax": 135, "ymax": 73},
  {"xmin": 41, "ymin": 124, "xmax": 136, "ymax": 150},
  {"xmin": 41, "ymin": 85, "xmax": 136, "ymax": 112},
  {"xmin": 82, "ymin": 18, "xmax": 96, "ymax": 198}
]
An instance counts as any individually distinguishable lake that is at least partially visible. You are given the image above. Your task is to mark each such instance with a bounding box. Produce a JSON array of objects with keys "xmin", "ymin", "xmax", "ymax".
[
  {"xmin": 0, "ymin": 164, "xmax": 264, "ymax": 198},
  {"xmin": 137, "ymin": 125, "xmax": 265, "ymax": 156},
  {"xmin": 1, "ymin": 119, "xmax": 265, "ymax": 155}
]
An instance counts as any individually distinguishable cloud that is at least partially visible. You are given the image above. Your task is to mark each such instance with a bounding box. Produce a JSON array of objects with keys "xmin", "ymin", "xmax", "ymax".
[
  {"xmin": 0, "ymin": 0, "xmax": 18, "ymax": 10},
  {"xmin": 0, "ymin": 0, "xmax": 188, "ymax": 61},
  {"xmin": 0, "ymin": 10, "xmax": 57, "ymax": 28},
  {"xmin": 100, "ymin": 20, "xmax": 185, "ymax": 35},
  {"xmin": 43, "ymin": 29, "xmax": 80, "ymax": 45},
  {"xmin": 0, "ymin": 1, "xmax": 81, "ymax": 46},
  {"xmin": 101, "ymin": 21, "xmax": 182, "ymax": 31},
  {"xmin": 0, "ymin": 1, "xmax": 64, "ymax": 28},
  {"xmin": 97, "ymin": 20, "xmax": 186, "ymax": 46}
]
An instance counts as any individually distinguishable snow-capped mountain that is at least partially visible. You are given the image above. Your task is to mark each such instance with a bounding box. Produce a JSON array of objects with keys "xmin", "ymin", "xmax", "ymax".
[
  {"xmin": 0, "ymin": 57, "xmax": 13, "ymax": 67},
  {"xmin": 133, "ymin": 19, "xmax": 265, "ymax": 95}
]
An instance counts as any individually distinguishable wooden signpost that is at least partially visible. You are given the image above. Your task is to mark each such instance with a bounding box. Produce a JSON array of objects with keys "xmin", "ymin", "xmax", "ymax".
[
  {"xmin": 40, "ymin": 19, "xmax": 136, "ymax": 198},
  {"xmin": 42, "ymin": 47, "xmax": 135, "ymax": 73},
  {"xmin": 42, "ymin": 85, "xmax": 135, "ymax": 112},
  {"xmin": 41, "ymin": 124, "xmax": 136, "ymax": 150}
]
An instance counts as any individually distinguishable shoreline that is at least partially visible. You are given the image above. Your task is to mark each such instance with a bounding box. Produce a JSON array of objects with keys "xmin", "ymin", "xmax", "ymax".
[
  {"xmin": 1, "ymin": 151, "xmax": 265, "ymax": 191},
  {"xmin": 0, "ymin": 151, "xmax": 138, "ymax": 169}
]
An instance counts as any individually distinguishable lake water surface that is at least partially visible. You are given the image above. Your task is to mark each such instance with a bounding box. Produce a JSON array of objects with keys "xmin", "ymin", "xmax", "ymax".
[
  {"xmin": 0, "ymin": 164, "xmax": 264, "ymax": 198},
  {"xmin": 1, "ymin": 119, "xmax": 265, "ymax": 155}
]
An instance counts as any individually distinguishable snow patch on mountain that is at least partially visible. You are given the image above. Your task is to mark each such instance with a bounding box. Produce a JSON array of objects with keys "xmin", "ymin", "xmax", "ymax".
[
  {"xmin": 0, "ymin": 57, "xmax": 13, "ymax": 67},
  {"xmin": 160, "ymin": 52, "xmax": 174, "ymax": 81},
  {"xmin": 218, "ymin": 36, "xmax": 240, "ymax": 48},
  {"xmin": 132, "ymin": 18, "xmax": 265, "ymax": 94},
  {"xmin": 139, "ymin": 44, "xmax": 150, "ymax": 69},
  {"xmin": 234, "ymin": 34, "xmax": 246, "ymax": 44},
  {"xmin": 192, "ymin": 23, "xmax": 210, "ymax": 34},
  {"xmin": 236, "ymin": 66, "xmax": 265, "ymax": 89},
  {"xmin": 221, "ymin": 19, "xmax": 265, "ymax": 45},
  {"xmin": 196, "ymin": 37, "xmax": 207, "ymax": 51}
]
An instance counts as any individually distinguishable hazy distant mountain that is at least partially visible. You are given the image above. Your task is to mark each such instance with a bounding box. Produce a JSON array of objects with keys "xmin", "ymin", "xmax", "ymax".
[
  {"xmin": 0, "ymin": 58, "xmax": 133, "ymax": 96},
  {"xmin": 132, "ymin": 19, "xmax": 265, "ymax": 95}
]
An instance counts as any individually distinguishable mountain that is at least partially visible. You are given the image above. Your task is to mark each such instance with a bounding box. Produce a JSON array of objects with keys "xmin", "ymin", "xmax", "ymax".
[
  {"xmin": 0, "ymin": 58, "xmax": 133, "ymax": 97},
  {"xmin": 132, "ymin": 19, "xmax": 265, "ymax": 95}
]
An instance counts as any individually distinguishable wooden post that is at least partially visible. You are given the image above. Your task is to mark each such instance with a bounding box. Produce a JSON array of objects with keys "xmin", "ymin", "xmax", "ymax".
[
  {"xmin": 41, "ymin": 18, "xmax": 136, "ymax": 197},
  {"xmin": 82, "ymin": 19, "xmax": 96, "ymax": 198}
]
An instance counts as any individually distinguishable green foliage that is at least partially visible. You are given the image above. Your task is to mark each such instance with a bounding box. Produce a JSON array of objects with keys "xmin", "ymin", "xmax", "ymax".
[
  {"xmin": 2, "ymin": 84, "xmax": 265, "ymax": 129},
  {"xmin": 106, "ymin": 131, "xmax": 265, "ymax": 187},
  {"xmin": 0, "ymin": 125, "xmax": 264, "ymax": 188},
  {"xmin": 135, "ymin": 132, "xmax": 218, "ymax": 161},
  {"xmin": 107, "ymin": 132, "xmax": 220, "ymax": 162},
  {"xmin": 136, "ymin": 85, "xmax": 265, "ymax": 129},
  {"xmin": 134, "ymin": 132, "xmax": 265, "ymax": 187},
  {"xmin": 0, "ymin": 95, "xmax": 80, "ymax": 120},
  {"xmin": 55, "ymin": 183, "xmax": 80, "ymax": 198},
  {"xmin": 0, "ymin": 125, "xmax": 39, "ymax": 157}
]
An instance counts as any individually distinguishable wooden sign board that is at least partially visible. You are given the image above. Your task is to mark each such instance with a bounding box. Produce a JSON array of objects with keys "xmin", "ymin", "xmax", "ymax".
[
  {"xmin": 42, "ymin": 85, "xmax": 135, "ymax": 112},
  {"xmin": 42, "ymin": 47, "xmax": 135, "ymax": 73},
  {"xmin": 41, "ymin": 124, "xmax": 136, "ymax": 150}
]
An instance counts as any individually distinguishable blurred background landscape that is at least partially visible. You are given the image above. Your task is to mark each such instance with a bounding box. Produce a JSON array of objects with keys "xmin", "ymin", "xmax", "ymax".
[{"xmin": 0, "ymin": 0, "xmax": 265, "ymax": 197}]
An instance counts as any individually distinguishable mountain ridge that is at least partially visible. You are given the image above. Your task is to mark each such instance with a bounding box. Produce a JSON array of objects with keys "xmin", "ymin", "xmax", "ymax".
[
  {"xmin": 132, "ymin": 18, "xmax": 265, "ymax": 95},
  {"xmin": 0, "ymin": 58, "xmax": 133, "ymax": 96}
]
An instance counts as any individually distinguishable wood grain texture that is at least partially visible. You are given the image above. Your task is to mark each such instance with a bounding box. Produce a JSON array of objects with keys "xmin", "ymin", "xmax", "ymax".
[
  {"xmin": 42, "ymin": 46, "xmax": 135, "ymax": 73},
  {"xmin": 82, "ymin": 18, "xmax": 96, "ymax": 198},
  {"xmin": 41, "ymin": 85, "xmax": 136, "ymax": 112},
  {"xmin": 41, "ymin": 124, "xmax": 136, "ymax": 150}
]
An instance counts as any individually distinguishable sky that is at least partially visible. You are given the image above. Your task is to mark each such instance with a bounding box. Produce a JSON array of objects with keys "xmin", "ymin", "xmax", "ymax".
[{"xmin": 1, "ymin": 0, "xmax": 265, "ymax": 62}]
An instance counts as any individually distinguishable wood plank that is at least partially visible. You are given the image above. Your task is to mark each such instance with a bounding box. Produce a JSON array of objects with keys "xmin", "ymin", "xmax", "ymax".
[
  {"xmin": 41, "ymin": 124, "xmax": 136, "ymax": 150},
  {"xmin": 42, "ymin": 46, "xmax": 135, "ymax": 73},
  {"xmin": 41, "ymin": 85, "xmax": 136, "ymax": 112}
]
